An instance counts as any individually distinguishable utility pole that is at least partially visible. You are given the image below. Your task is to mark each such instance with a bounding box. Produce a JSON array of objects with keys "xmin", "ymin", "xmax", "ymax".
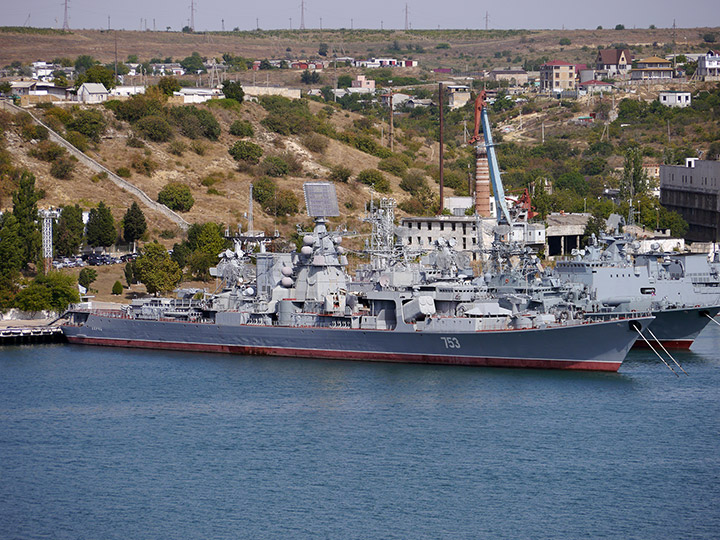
[
  {"xmin": 484, "ymin": 11, "xmax": 489, "ymax": 31},
  {"xmin": 256, "ymin": 18, "xmax": 259, "ymax": 30},
  {"xmin": 62, "ymin": 0, "xmax": 70, "ymax": 31},
  {"xmin": 351, "ymin": 18, "xmax": 353, "ymax": 30},
  {"xmin": 541, "ymin": 121, "xmax": 545, "ymax": 143},
  {"xmin": 107, "ymin": 15, "xmax": 110, "ymax": 30},
  {"xmin": 153, "ymin": 18, "xmax": 156, "ymax": 31},
  {"xmin": 190, "ymin": 0, "xmax": 196, "ymax": 31},
  {"xmin": 114, "ymin": 31, "xmax": 118, "ymax": 82},
  {"xmin": 320, "ymin": 17, "xmax": 322, "ymax": 30},
  {"xmin": 221, "ymin": 18, "xmax": 224, "ymax": 31},
  {"xmin": 381, "ymin": 20, "xmax": 383, "ymax": 31},
  {"xmin": 405, "ymin": 3, "xmax": 409, "ymax": 31},
  {"xmin": 438, "ymin": 82, "xmax": 445, "ymax": 214},
  {"xmin": 388, "ymin": 87, "xmax": 394, "ymax": 152},
  {"xmin": 289, "ymin": 17, "xmax": 292, "ymax": 30},
  {"xmin": 300, "ymin": 0, "xmax": 306, "ymax": 30}
]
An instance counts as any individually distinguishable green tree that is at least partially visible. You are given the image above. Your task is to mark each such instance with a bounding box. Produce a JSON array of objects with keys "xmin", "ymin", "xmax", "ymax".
[
  {"xmin": 229, "ymin": 140, "xmax": 263, "ymax": 164},
  {"xmin": 180, "ymin": 52, "xmax": 205, "ymax": 73},
  {"xmin": 14, "ymin": 272, "xmax": 79, "ymax": 312},
  {"xmin": 158, "ymin": 76, "xmax": 181, "ymax": 96},
  {"xmin": 74, "ymin": 55, "xmax": 97, "ymax": 73},
  {"xmin": 85, "ymin": 201, "xmax": 116, "ymax": 248},
  {"xmin": 582, "ymin": 213, "xmax": 607, "ymax": 247},
  {"xmin": 221, "ymin": 80, "xmax": 245, "ymax": 102},
  {"xmin": 229, "ymin": 120, "xmax": 254, "ymax": 137},
  {"xmin": 112, "ymin": 280, "xmax": 123, "ymax": 295},
  {"xmin": 78, "ymin": 267, "xmax": 98, "ymax": 290},
  {"xmin": 157, "ymin": 183, "xmax": 194, "ymax": 212},
  {"xmin": 554, "ymin": 171, "xmax": 589, "ymax": 195},
  {"xmin": 12, "ymin": 172, "xmax": 42, "ymax": 269},
  {"xmin": 54, "ymin": 204, "xmax": 84, "ymax": 256},
  {"xmin": 135, "ymin": 242, "xmax": 182, "ymax": 295},
  {"xmin": 621, "ymin": 146, "xmax": 647, "ymax": 199},
  {"xmin": 318, "ymin": 43, "xmax": 329, "ymax": 56},
  {"xmin": 186, "ymin": 222, "xmax": 228, "ymax": 280},
  {"xmin": 122, "ymin": 202, "xmax": 147, "ymax": 246},
  {"xmin": 300, "ymin": 70, "xmax": 320, "ymax": 84},
  {"xmin": 0, "ymin": 214, "xmax": 24, "ymax": 278},
  {"xmin": 67, "ymin": 109, "xmax": 106, "ymax": 142},
  {"xmin": 75, "ymin": 64, "xmax": 116, "ymax": 89},
  {"xmin": 124, "ymin": 260, "xmax": 138, "ymax": 286},
  {"xmin": 337, "ymin": 74, "xmax": 353, "ymax": 88},
  {"xmin": 559, "ymin": 37, "xmax": 571, "ymax": 46},
  {"xmin": 136, "ymin": 115, "xmax": 174, "ymax": 142}
]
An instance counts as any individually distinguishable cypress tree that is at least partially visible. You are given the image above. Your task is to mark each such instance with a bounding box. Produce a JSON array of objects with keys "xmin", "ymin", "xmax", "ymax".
[
  {"xmin": 85, "ymin": 201, "xmax": 116, "ymax": 248},
  {"xmin": 11, "ymin": 171, "xmax": 41, "ymax": 268},
  {"xmin": 55, "ymin": 204, "xmax": 84, "ymax": 256},
  {"xmin": 122, "ymin": 202, "xmax": 147, "ymax": 246}
]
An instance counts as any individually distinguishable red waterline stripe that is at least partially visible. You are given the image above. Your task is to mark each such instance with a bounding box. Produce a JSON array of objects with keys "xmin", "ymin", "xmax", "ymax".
[
  {"xmin": 633, "ymin": 339, "xmax": 693, "ymax": 350},
  {"xmin": 65, "ymin": 336, "xmax": 622, "ymax": 372}
]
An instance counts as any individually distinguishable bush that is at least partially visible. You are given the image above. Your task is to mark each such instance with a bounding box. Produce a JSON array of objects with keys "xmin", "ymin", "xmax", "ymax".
[
  {"xmin": 116, "ymin": 167, "xmax": 131, "ymax": 178},
  {"xmin": 559, "ymin": 37, "xmax": 571, "ymax": 46},
  {"xmin": 229, "ymin": 119, "xmax": 254, "ymax": 137},
  {"xmin": 260, "ymin": 156, "xmax": 290, "ymax": 177},
  {"xmin": 229, "ymin": 140, "xmax": 263, "ymax": 164},
  {"xmin": 301, "ymin": 133, "xmax": 328, "ymax": 153},
  {"xmin": 131, "ymin": 155, "xmax": 157, "ymax": 176},
  {"xmin": 378, "ymin": 155, "xmax": 408, "ymax": 176},
  {"xmin": 136, "ymin": 115, "xmax": 174, "ymax": 142},
  {"xmin": 157, "ymin": 182, "xmax": 194, "ymax": 212},
  {"xmin": 221, "ymin": 80, "xmax": 245, "ymax": 102},
  {"xmin": 399, "ymin": 169, "xmax": 428, "ymax": 195},
  {"xmin": 190, "ymin": 140, "xmax": 206, "ymax": 155},
  {"xmin": 66, "ymin": 109, "xmax": 106, "ymax": 142},
  {"xmin": 357, "ymin": 169, "xmax": 391, "ymax": 192},
  {"xmin": 111, "ymin": 94, "xmax": 165, "ymax": 122},
  {"xmin": 168, "ymin": 140, "xmax": 186, "ymax": 155},
  {"xmin": 168, "ymin": 106, "xmax": 221, "ymax": 140},
  {"xmin": 112, "ymin": 280, "xmax": 123, "ymax": 295},
  {"xmin": 274, "ymin": 189, "xmax": 299, "ymax": 216},
  {"xmin": 259, "ymin": 95, "xmax": 316, "ymax": 135},
  {"xmin": 50, "ymin": 155, "xmax": 76, "ymax": 179},
  {"xmin": 65, "ymin": 130, "xmax": 89, "ymax": 151},
  {"xmin": 252, "ymin": 176, "xmax": 276, "ymax": 207},
  {"xmin": 329, "ymin": 165, "xmax": 352, "ymax": 183},
  {"xmin": 30, "ymin": 140, "xmax": 65, "ymax": 162},
  {"xmin": 125, "ymin": 135, "xmax": 145, "ymax": 148}
]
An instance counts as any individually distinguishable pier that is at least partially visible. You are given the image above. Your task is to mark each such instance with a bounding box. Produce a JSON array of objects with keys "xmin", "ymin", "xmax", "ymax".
[{"xmin": 0, "ymin": 326, "xmax": 65, "ymax": 345}]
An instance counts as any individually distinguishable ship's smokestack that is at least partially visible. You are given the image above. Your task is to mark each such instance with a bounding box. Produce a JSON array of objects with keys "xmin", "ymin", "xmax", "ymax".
[{"xmin": 475, "ymin": 140, "xmax": 491, "ymax": 217}]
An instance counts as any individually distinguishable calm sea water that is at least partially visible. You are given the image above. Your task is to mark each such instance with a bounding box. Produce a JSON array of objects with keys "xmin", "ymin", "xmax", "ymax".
[{"xmin": 1, "ymin": 327, "xmax": 719, "ymax": 540}]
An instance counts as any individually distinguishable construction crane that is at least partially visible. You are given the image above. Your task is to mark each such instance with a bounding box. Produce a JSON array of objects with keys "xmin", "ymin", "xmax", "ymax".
[{"xmin": 468, "ymin": 90, "xmax": 512, "ymax": 225}]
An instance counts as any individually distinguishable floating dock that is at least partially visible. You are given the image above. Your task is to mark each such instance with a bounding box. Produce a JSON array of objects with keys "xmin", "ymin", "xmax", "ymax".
[{"xmin": 0, "ymin": 326, "xmax": 65, "ymax": 345}]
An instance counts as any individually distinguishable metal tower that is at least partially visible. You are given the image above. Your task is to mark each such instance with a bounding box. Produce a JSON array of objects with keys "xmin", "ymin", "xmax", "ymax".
[
  {"xmin": 62, "ymin": 0, "xmax": 70, "ymax": 31},
  {"xmin": 299, "ymin": 0, "xmax": 306, "ymax": 30},
  {"xmin": 189, "ymin": 0, "xmax": 196, "ymax": 31},
  {"xmin": 405, "ymin": 3, "xmax": 409, "ymax": 31},
  {"xmin": 40, "ymin": 209, "xmax": 60, "ymax": 273}
]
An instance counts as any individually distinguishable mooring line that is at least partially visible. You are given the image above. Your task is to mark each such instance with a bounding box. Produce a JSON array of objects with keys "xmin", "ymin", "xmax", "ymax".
[
  {"xmin": 705, "ymin": 314, "xmax": 720, "ymax": 327},
  {"xmin": 646, "ymin": 327, "xmax": 688, "ymax": 375},
  {"xmin": 634, "ymin": 327, "xmax": 678, "ymax": 376}
]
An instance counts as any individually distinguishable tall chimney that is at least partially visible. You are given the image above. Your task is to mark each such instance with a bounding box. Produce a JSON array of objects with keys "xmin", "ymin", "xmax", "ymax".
[{"xmin": 474, "ymin": 139, "xmax": 491, "ymax": 216}]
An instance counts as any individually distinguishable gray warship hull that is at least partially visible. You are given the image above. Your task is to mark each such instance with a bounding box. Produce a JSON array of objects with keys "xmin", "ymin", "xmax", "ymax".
[
  {"xmin": 62, "ymin": 312, "xmax": 651, "ymax": 372},
  {"xmin": 634, "ymin": 305, "xmax": 720, "ymax": 349}
]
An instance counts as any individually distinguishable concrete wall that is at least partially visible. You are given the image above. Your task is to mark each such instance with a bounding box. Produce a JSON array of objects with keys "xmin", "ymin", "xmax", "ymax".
[{"xmin": 241, "ymin": 86, "xmax": 302, "ymax": 99}]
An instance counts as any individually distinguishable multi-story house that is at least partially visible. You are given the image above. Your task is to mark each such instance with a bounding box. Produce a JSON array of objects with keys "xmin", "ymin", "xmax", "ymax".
[
  {"xmin": 630, "ymin": 56, "xmax": 673, "ymax": 80},
  {"xmin": 540, "ymin": 61, "xmax": 576, "ymax": 92},
  {"xmin": 595, "ymin": 48, "xmax": 632, "ymax": 77},
  {"xmin": 697, "ymin": 49, "xmax": 720, "ymax": 80}
]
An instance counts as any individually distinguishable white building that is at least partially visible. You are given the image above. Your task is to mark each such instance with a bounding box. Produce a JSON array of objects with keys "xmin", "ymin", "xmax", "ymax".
[
  {"xmin": 174, "ymin": 87, "xmax": 222, "ymax": 103},
  {"xmin": 77, "ymin": 83, "xmax": 109, "ymax": 103},
  {"xmin": 445, "ymin": 85, "xmax": 471, "ymax": 109},
  {"xmin": 110, "ymin": 85, "xmax": 146, "ymax": 98},
  {"xmin": 659, "ymin": 90, "xmax": 691, "ymax": 108},
  {"xmin": 697, "ymin": 49, "xmax": 720, "ymax": 80}
]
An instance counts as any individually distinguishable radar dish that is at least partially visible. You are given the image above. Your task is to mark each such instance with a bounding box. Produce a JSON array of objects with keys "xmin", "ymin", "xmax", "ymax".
[{"xmin": 304, "ymin": 182, "xmax": 339, "ymax": 218}]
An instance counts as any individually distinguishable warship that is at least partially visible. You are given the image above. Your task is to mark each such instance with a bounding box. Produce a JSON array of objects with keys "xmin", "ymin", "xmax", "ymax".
[{"xmin": 61, "ymin": 183, "xmax": 653, "ymax": 372}]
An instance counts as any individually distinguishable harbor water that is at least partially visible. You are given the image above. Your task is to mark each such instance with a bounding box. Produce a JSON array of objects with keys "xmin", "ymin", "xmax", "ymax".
[{"xmin": 1, "ymin": 326, "xmax": 719, "ymax": 539}]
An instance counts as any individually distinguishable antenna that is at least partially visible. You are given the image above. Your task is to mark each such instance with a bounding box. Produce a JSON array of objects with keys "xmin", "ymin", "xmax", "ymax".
[
  {"xmin": 304, "ymin": 183, "xmax": 339, "ymax": 218},
  {"xmin": 189, "ymin": 0, "xmax": 196, "ymax": 31},
  {"xmin": 62, "ymin": 0, "xmax": 70, "ymax": 31},
  {"xmin": 405, "ymin": 3, "xmax": 409, "ymax": 31},
  {"xmin": 299, "ymin": 0, "xmax": 306, "ymax": 30}
]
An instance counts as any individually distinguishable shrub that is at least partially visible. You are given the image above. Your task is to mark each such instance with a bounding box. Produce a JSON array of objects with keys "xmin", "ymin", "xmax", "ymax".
[
  {"xmin": 329, "ymin": 165, "xmax": 352, "ymax": 183},
  {"xmin": 168, "ymin": 140, "xmax": 186, "ymax": 155},
  {"xmin": 301, "ymin": 133, "xmax": 328, "ymax": 153},
  {"xmin": 112, "ymin": 94, "xmax": 165, "ymax": 122},
  {"xmin": 126, "ymin": 135, "xmax": 145, "ymax": 148},
  {"xmin": 112, "ymin": 280, "xmax": 123, "ymax": 295},
  {"xmin": 399, "ymin": 169, "xmax": 428, "ymax": 195},
  {"xmin": 44, "ymin": 106, "xmax": 73, "ymax": 125},
  {"xmin": 279, "ymin": 151, "xmax": 303, "ymax": 175},
  {"xmin": 30, "ymin": 140, "xmax": 65, "ymax": 162},
  {"xmin": 260, "ymin": 156, "xmax": 289, "ymax": 177},
  {"xmin": 229, "ymin": 119, "xmax": 254, "ymax": 137},
  {"xmin": 221, "ymin": 80, "xmax": 245, "ymax": 102},
  {"xmin": 201, "ymin": 172, "xmax": 223, "ymax": 187},
  {"xmin": 168, "ymin": 106, "xmax": 220, "ymax": 140},
  {"xmin": 66, "ymin": 109, "xmax": 106, "ymax": 142},
  {"xmin": 157, "ymin": 182, "xmax": 194, "ymax": 212},
  {"xmin": 116, "ymin": 167, "xmax": 131, "ymax": 178},
  {"xmin": 65, "ymin": 130, "xmax": 89, "ymax": 151},
  {"xmin": 559, "ymin": 37, "xmax": 571, "ymax": 46},
  {"xmin": 259, "ymin": 95, "xmax": 316, "ymax": 135},
  {"xmin": 131, "ymin": 155, "xmax": 157, "ymax": 176},
  {"xmin": 229, "ymin": 140, "xmax": 263, "ymax": 164},
  {"xmin": 252, "ymin": 176, "xmax": 276, "ymax": 207},
  {"xmin": 274, "ymin": 189, "xmax": 299, "ymax": 216},
  {"xmin": 357, "ymin": 168, "xmax": 391, "ymax": 192},
  {"xmin": 158, "ymin": 76, "xmax": 181, "ymax": 96},
  {"xmin": 190, "ymin": 141, "xmax": 206, "ymax": 155},
  {"xmin": 50, "ymin": 155, "xmax": 76, "ymax": 179},
  {"xmin": 378, "ymin": 155, "xmax": 408, "ymax": 176},
  {"xmin": 136, "ymin": 114, "xmax": 174, "ymax": 142}
]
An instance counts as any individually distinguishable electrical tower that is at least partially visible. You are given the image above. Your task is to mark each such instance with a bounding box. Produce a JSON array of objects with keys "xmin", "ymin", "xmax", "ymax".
[
  {"xmin": 484, "ymin": 11, "xmax": 489, "ymax": 31},
  {"xmin": 40, "ymin": 209, "xmax": 60, "ymax": 274},
  {"xmin": 405, "ymin": 3, "xmax": 409, "ymax": 31},
  {"xmin": 190, "ymin": 0, "xmax": 196, "ymax": 31},
  {"xmin": 62, "ymin": 0, "xmax": 70, "ymax": 31},
  {"xmin": 300, "ymin": 0, "xmax": 306, "ymax": 30}
]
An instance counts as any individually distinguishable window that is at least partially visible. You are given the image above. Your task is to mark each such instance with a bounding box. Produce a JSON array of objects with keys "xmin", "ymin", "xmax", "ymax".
[{"xmin": 408, "ymin": 237, "xmax": 412, "ymax": 245}]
